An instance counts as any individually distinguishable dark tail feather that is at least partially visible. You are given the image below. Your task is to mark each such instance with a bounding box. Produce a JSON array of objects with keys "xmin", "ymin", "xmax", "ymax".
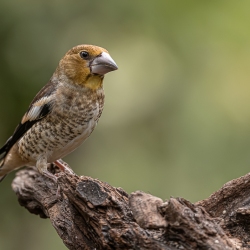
[
  {"xmin": 0, "ymin": 139, "xmax": 9, "ymax": 157},
  {"xmin": 0, "ymin": 137, "xmax": 13, "ymax": 183},
  {"xmin": 0, "ymin": 143, "xmax": 8, "ymax": 183},
  {"xmin": 0, "ymin": 175, "xmax": 6, "ymax": 182}
]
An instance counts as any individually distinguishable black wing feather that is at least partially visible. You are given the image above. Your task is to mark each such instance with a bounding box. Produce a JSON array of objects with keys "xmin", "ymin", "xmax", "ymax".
[
  {"xmin": 0, "ymin": 80, "xmax": 57, "ymax": 160},
  {"xmin": 0, "ymin": 103, "xmax": 52, "ymax": 160}
]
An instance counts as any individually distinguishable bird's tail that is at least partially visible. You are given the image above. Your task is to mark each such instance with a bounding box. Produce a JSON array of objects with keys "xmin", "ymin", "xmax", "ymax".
[
  {"xmin": 0, "ymin": 142, "xmax": 9, "ymax": 183},
  {"xmin": 0, "ymin": 175, "xmax": 6, "ymax": 182}
]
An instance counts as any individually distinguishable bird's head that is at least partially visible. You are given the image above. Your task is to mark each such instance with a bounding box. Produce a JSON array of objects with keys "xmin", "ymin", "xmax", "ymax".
[{"xmin": 56, "ymin": 45, "xmax": 118, "ymax": 89}]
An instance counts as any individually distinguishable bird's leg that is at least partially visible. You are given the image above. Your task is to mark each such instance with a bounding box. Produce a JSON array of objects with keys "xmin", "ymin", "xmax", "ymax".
[
  {"xmin": 37, "ymin": 156, "xmax": 64, "ymax": 199},
  {"xmin": 37, "ymin": 155, "xmax": 57, "ymax": 183},
  {"xmin": 53, "ymin": 159, "xmax": 75, "ymax": 175}
]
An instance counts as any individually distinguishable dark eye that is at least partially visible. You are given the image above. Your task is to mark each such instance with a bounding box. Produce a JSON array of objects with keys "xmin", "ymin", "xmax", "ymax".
[{"xmin": 80, "ymin": 51, "xmax": 89, "ymax": 59}]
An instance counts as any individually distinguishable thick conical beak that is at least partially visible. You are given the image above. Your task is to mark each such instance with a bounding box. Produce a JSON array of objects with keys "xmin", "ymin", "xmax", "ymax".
[{"xmin": 90, "ymin": 52, "xmax": 118, "ymax": 75}]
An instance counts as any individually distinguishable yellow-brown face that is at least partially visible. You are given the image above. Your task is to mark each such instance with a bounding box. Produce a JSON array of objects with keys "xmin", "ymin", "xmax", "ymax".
[{"xmin": 58, "ymin": 45, "xmax": 118, "ymax": 87}]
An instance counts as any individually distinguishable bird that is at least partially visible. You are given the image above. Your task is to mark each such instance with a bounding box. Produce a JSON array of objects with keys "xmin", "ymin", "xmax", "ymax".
[{"xmin": 0, "ymin": 44, "xmax": 118, "ymax": 182}]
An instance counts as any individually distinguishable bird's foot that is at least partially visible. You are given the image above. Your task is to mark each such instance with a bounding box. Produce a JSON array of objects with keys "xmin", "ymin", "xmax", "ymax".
[
  {"xmin": 53, "ymin": 159, "xmax": 75, "ymax": 175},
  {"xmin": 37, "ymin": 156, "xmax": 58, "ymax": 182},
  {"xmin": 42, "ymin": 169, "xmax": 58, "ymax": 183},
  {"xmin": 41, "ymin": 169, "xmax": 63, "ymax": 199},
  {"xmin": 55, "ymin": 185, "xmax": 63, "ymax": 200},
  {"xmin": 37, "ymin": 157, "xmax": 63, "ymax": 199}
]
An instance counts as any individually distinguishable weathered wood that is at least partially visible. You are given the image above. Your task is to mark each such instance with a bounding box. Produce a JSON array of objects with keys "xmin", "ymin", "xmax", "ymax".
[
  {"xmin": 197, "ymin": 172, "xmax": 250, "ymax": 249},
  {"xmin": 11, "ymin": 166, "xmax": 250, "ymax": 249}
]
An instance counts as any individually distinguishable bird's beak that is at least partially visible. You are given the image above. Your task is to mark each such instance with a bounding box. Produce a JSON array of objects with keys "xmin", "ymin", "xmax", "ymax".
[{"xmin": 90, "ymin": 52, "xmax": 118, "ymax": 75}]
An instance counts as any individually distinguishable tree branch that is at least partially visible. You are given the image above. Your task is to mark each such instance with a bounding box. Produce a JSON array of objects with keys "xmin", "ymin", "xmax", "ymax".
[{"xmin": 11, "ymin": 166, "xmax": 249, "ymax": 249}]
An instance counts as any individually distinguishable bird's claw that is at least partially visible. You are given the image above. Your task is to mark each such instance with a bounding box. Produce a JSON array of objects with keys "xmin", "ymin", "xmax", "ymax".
[{"xmin": 53, "ymin": 159, "xmax": 75, "ymax": 175}]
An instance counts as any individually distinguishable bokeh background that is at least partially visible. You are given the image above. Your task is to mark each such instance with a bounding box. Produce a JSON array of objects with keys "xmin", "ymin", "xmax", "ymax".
[{"xmin": 1, "ymin": 0, "xmax": 250, "ymax": 249}]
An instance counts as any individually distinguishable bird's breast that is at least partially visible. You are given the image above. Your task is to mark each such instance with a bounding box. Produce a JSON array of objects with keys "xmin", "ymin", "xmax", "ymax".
[{"xmin": 47, "ymin": 91, "xmax": 104, "ymax": 161}]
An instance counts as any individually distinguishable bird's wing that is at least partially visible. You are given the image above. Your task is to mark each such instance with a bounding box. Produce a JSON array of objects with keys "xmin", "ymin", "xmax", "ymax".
[{"xmin": 0, "ymin": 80, "xmax": 57, "ymax": 160}]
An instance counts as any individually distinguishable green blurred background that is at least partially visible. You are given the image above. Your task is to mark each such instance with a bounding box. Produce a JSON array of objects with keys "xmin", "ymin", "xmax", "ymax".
[{"xmin": 1, "ymin": 0, "xmax": 250, "ymax": 249}]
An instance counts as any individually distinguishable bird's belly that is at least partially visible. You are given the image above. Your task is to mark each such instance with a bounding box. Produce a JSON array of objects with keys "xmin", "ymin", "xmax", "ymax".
[
  {"xmin": 47, "ymin": 123, "xmax": 95, "ymax": 162},
  {"xmin": 18, "ymin": 115, "xmax": 98, "ymax": 164}
]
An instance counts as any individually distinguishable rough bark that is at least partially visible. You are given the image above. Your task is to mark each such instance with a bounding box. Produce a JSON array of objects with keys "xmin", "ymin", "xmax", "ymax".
[{"xmin": 11, "ymin": 166, "xmax": 250, "ymax": 249}]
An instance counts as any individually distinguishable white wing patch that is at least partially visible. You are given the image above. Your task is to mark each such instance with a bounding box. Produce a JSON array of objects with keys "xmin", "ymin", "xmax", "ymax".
[
  {"xmin": 23, "ymin": 106, "xmax": 43, "ymax": 122},
  {"xmin": 21, "ymin": 96, "xmax": 54, "ymax": 124}
]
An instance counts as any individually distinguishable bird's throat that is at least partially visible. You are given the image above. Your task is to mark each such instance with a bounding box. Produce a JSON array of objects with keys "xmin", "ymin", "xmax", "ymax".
[{"xmin": 83, "ymin": 75, "xmax": 104, "ymax": 90}]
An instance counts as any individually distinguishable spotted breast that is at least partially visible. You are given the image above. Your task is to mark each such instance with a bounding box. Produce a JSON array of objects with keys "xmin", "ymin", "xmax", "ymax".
[{"xmin": 18, "ymin": 81, "xmax": 105, "ymax": 165}]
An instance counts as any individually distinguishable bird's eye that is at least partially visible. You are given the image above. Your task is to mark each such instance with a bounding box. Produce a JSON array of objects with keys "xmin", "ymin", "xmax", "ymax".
[{"xmin": 80, "ymin": 51, "xmax": 89, "ymax": 59}]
